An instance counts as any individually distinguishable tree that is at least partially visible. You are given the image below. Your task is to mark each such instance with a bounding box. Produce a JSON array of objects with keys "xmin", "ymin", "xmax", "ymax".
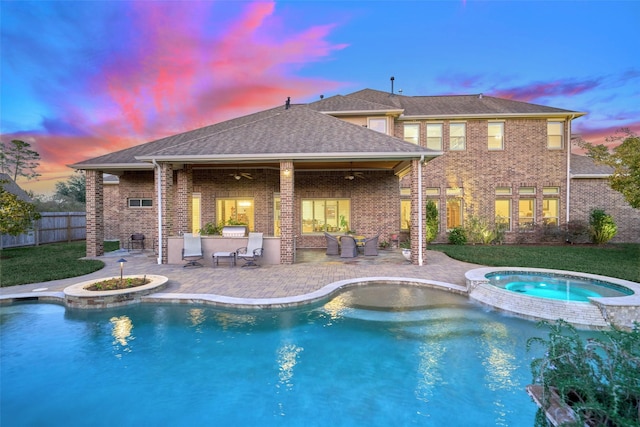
[
  {"xmin": 0, "ymin": 182, "xmax": 41, "ymax": 235},
  {"xmin": 578, "ymin": 129, "xmax": 640, "ymax": 209},
  {"xmin": 0, "ymin": 139, "xmax": 41, "ymax": 182},
  {"xmin": 425, "ymin": 200, "xmax": 439, "ymax": 243},
  {"xmin": 55, "ymin": 172, "xmax": 86, "ymax": 204}
]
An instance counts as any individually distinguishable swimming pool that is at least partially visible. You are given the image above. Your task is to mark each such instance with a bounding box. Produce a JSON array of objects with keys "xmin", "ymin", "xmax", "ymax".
[
  {"xmin": 486, "ymin": 271, "xmax": 633, "ymax": 302},
  {"xmin": 1, "ymin": 285, "xmax": 579, "ymax": 426}
]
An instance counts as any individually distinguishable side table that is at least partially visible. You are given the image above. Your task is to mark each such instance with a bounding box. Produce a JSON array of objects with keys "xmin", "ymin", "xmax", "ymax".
[{"xmin": 213, "ymin": 251, "xmax": 236, "ymax": 267}]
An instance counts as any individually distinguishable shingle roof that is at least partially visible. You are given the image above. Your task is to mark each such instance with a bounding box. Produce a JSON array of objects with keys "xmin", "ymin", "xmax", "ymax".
[
  {"xmin": 72, "ymin": 104, "xmax": 435, "ymax": 168},
  {"xmin": 343, "ymin": 89, "xmax": 584, "ymax": 118},
  {"xmin": 570, "ymin": 154, "xmax": 614, "ymax": 176},
  {"xmin": 0, "ymin": 173, "xmax": 33, "ymax": 202},
  {"xmin": 307, "ymin": 94, "xmax": 402, "ymax": 114}
]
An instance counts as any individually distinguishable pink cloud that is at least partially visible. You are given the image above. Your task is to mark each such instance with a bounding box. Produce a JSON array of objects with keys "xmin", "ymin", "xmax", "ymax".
[
  {"xmin": 490, "ymin": 79, "xmax": 601, "ymax": 102},
  {"xmin": 4, "ymin": 1, "xmax": 348, "ymax": 194}
]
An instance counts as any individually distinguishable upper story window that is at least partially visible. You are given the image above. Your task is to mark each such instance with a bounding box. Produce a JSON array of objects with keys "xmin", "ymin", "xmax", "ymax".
[
  {"xmin": 368, "ymin": 118, "xmax": 387, "ymax": 134},
  {"xmin": 426, "ymin": 123, "xmax": 443, "ymax": 150},
  {"xmin": 449, "ymin": 123, "xmax": 466, "ymax": 151},
  {"xmin": 547, "ymin": 121, "xmax": 564, "ymax": 149},
  {"xmin": 488, "ymin": 122, "xmax": 504, "ymax": 150},
  {"xmin": 128, "ymin": 198, "xmax": 153, "ymax": 208},
  {"xmin": 403, "ymin": 123, "xmax": 420, "ymax": 145}
]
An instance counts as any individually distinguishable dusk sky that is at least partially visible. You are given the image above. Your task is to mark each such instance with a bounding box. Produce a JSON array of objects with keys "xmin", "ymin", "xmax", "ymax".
[{"xmin": 2, "ymin": 0, "xmax": 639, "ymax": 195}]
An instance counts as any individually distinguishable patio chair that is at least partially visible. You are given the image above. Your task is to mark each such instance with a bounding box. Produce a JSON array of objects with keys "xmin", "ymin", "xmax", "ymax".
[
  {"xmin": 363, "ymin": 234, "xmax": 380, "ymax": 256},
  {"xmin": 340, "ymin": 235, "xmax": 358, "ymax": 258},
  {"xmin": 324, "ymin": 232, "xmax": 339, "ymax": 256},
  {"xmin": 182, "ymin": 233, "xmax": 203, "ymax": 267},
  {"xmin": 128, "ymin": 233, "xmax": 145, "ymax": 251},
  {"xmin": 236, "ymin": 232, "xmax": 263, "ymax": 267}
]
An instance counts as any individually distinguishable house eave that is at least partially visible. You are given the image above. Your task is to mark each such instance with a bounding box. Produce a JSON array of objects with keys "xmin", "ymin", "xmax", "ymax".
[
  {"xmin": 571, "ymin": 173, "xmax": 611, "ymax": 179},
  {"xmin": 69, "ymin": 163, "xmax": 155, "ymax": 171},
  {"xmin": 135, "ymin": 151, "xmax": 442, "ymax": 163},
  {"xmin": 399, "ymin": 112, "xmax": 587, "ymax": 120},
  {"xmin": 319, "ymin": 109, "xmax": 404, "ymax": 116}
]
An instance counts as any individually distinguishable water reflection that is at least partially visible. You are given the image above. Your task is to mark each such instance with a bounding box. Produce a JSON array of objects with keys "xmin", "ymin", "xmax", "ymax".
[
  {"xmin": 188, "ymin": 308, "xmax": 206, "ymax": 332},
  {"xmin": 478, "ymin": 322, "xmax": 519, "ymax": 426},
  {"xmin": 322, "ymin": 293, "xmax": 352, "ymax": 320},
  {"xmin": 214, "ymin": 312, "xmax": 257, "ymax": 329},
  {"xmin": 110, "ymin": 315, "xmax": 133, "ymax": 348},
  {"xmin": 277, "ymin": 343, "xmax": 303, "ymax": 388}
]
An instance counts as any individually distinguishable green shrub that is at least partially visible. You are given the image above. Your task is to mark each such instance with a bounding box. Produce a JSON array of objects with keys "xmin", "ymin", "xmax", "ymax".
[
  {"xmin": 464, "ymin": 215, "xmax": 496, "ymax": 245},
  {"xmin": 199, "ymin": 222, "xmax": 223, "ymax": 235},
  {"xmin": 589, "ymin": 209, "xmax": 617, "ymax": 244},
  {"xmin": 527, "ymin": 320, "xmax": 640, "ymax": 427},
  {"xmin": 425, "ymin": 200, "xmax": 439, "ymax": 243},
  {"xmin": 448, "ymin": 226, "xmax": 467, "ymax": 245},
  {"xmin": 564, "ymin": 220, "xmax": 590, "ymax": 244}
]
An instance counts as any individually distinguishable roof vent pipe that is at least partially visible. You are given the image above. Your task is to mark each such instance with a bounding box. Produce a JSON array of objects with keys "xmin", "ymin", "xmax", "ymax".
[
  {"xmin": 320, "ymin": 94, "xmax": 324, "ymax": 99},
  {"xmin": 479, "ymin": 93, "xmax": 483, "ymax": 99},
  {"xmin": 285, "ymin": 97, "xmax": 291, "ymax": 109},
  {"xmin": 390, "ymin": 76, "xmax": 395, "ymax": 94}
]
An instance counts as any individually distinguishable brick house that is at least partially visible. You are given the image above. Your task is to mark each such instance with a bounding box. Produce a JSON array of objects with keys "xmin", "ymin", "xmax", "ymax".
[{"xmin": 72, "ymin": 89, "xmax": 639, "ymax": 265}]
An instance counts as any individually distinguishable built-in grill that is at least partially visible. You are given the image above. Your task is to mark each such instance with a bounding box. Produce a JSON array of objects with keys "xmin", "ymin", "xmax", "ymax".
[{"xmin": 221, "ymin": 226, "xmax": 248, "ymax": 238}]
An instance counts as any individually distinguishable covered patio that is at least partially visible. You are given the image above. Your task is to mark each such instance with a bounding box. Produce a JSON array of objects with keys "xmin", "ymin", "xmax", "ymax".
[{"xmin": 75, "ymin": 103, "xmax": 442, "ymax": 266}]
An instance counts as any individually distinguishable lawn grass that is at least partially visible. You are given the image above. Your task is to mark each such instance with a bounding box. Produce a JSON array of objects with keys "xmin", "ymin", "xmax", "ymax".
[
  {"xmin": 430, "ymin": 243, "xmax": 640, "ymax": 283},
  {"xmin": 0, "ymin": 241, "xmax": 120, "ymax": 287}
]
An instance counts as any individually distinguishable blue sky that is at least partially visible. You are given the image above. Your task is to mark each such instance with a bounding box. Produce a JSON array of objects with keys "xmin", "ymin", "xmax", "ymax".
[{"xmin": 1, "ymin": 0, "xmax": 638, "ymax": 194}]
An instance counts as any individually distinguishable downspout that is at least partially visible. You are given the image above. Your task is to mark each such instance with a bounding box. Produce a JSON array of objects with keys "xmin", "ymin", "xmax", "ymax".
[
  {"xmin": 418, "ymin": 155, "xmax": 424, "ymax": 266},
  {"xmin": 153, "ymin": 159, "xmax": 162, "ymax": 265},
  {"xmin": 566, "ymin": 115, "xmax": 575, "ymax": 225}
]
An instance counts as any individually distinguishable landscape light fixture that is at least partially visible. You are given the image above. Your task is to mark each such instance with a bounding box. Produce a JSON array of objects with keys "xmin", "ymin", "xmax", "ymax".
[{"xmin": 117, "ymin": 258, "xmax": 127, "ymax": 282}]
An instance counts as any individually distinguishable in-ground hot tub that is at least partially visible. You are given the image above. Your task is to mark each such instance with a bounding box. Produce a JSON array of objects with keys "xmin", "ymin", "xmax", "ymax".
[{"xmin": 466, "ymin": 267, "xmax": 640, "ymax": 329}]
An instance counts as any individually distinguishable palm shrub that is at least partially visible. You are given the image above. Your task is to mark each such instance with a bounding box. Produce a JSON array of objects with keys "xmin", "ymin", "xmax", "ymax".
[
  {"xmin": 527, "ymin": 320, "xmax": 640, "ymax": 427},
  {"xmin": 589, "ymin": 209, "xmax": 617, "ymax": 244},
  {"xmin": 425, "ymin": 200, "xmax": 439, "ymax": 243}
]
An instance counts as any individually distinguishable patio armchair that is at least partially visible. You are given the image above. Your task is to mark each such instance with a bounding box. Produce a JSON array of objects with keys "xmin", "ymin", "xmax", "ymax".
[
  {"xmin": 340, "ymin": 235, "xmax": 358, "ymax": 258},
  {"xmin": 324, "ymin": 232, "xmax": 339, "ymax": 255},
  {"xmin": 182, "ymin": 233, "xmax": 203, "ymax": 267},
  {"xmin": 363, "ymin": 234, "xmax": 380, "ymax": 256},
  {"xmin": 128, "ymin": 233, "xmax": 145, "ymax": 251},
  {"xmin": 236, "ymin": 232, "xmax": 264, "ymax": 267}
]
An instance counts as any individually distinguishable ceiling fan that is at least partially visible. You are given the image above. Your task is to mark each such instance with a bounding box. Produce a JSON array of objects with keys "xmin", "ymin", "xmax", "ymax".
[
  {"xmin": 344, "ymin": 163, "xmax": 365, "ymax": 180},
  {"xmin": 229, "ymin": 170, "xmax": 253, "ymax": 180}
]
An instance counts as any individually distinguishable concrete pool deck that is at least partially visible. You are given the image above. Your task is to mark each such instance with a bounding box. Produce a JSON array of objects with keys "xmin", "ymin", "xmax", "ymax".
[{"xmin": 0, "ymin": 249, "xmax": 476, "ymax": 305}]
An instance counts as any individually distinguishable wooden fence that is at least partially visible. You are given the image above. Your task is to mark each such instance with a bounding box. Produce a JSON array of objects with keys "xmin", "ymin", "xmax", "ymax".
[{"xmin": 0, "ymin": 212, "xmax": 86, "ymax": 249}]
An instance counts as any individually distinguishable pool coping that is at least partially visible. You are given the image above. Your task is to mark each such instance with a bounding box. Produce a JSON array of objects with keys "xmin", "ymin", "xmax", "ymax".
[{"xmin": 0, "ymin": 276, "xmax": 468, "ymax": 310}]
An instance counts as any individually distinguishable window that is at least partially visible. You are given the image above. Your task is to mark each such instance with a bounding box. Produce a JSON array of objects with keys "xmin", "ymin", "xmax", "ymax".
[
  {"xmin": 400, "ymin": 188, "xmax": 411, "ymax": 197},
  {"xmin": 446, "ymin": 187, "xmax": 463, "ymax": 196},
  {"xmin": 128, "ymin": 198, "xmax": 153, "ymax": 208},
  {"xmin": 450, "ymin": 123, "xmax": 466, "ymax": 150},
  {"xmin": 519, "ymin": 199, "xmax": 535, "ymax": 226},
  {"xmin": 425, "ymin": 187, "xmax": 440, "ymax": 196},
  {"xmin": 495, "ymin": 186, "xmax": 512, "ymax": 196},
  {"xmin": 403, "ymin": 123, "xmax": 420, "ymax": 145},
  {"xmin": 547, "ymin": 121, "xmax": 564, "ymax": 149},
  {"xmin": 368, "ymin": 118, "xmax": 387, "ymax": 134},
  {"xmin": 426, "ymin": 123, "xmax": 443, "ymax": 150},
  {"xmin": 488, "ymin": 122, "xmax": 504, "ymax": 150},
  {"xmin": 302, "ymin": 199, "xmax": 350, "ymax": 234},
  {"xmin": 543, "ymin": 198, "xmax": 559, "ymax": 225},
  {"xmin": 495, "ymin": 199, "xmax": 511, "ymax": 231},
  {"xmin": 401, "ymin": 200, "xmax": 411, "ymax": 230},
  {"xmin": 191, "ymin": 193, "xmax": 201, "ymax": 234},
  {"xmin": 519, "ymin": 187, "xmax": 536, "ymax": 195},
  {"xmin": 216, "ymin": 198, "xmax": 254, "ymax": 230},
  {"xmin": 543, "ymin": 186, "xmax": 560, "ymax": 195},
  {"xmin": 446, "ymin": 199, "xmax": 463, "ymax": 229}
]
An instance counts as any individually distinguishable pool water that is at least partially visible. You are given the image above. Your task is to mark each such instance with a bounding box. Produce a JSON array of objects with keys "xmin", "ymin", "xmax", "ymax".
[
  {"xmin": 486, "ymin": 272, "xmax": 633, "ymax": 302},
  {"xmin": 1, "ymin": 285, "xmax": 578, "ymax": 426}
]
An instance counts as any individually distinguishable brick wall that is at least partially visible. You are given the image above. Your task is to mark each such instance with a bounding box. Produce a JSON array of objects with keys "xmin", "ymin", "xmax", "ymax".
[
  {"xmin": 103, "ymin": 183, "xmax": 120, "ymax": 240},
  {"xmin": 570, "ymin": 178, "xmax": 640, "ymax": 243},
  {"xmin": 396, "ymin": 118, "xmax": 568, "ymax": 243}
]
